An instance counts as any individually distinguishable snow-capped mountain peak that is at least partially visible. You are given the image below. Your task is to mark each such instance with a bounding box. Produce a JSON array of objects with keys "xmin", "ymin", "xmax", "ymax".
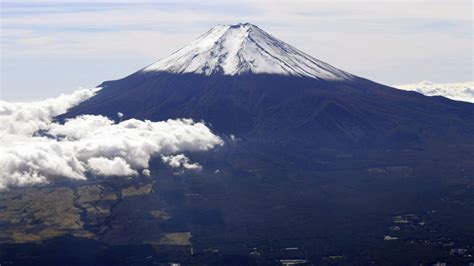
[{"xmin": 142, "ymin": 23, "xmax": 354, "ymax": 80}]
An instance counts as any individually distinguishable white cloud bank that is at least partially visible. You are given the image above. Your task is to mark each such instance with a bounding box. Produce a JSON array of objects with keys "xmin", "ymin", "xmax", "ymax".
[
  {"xmin": 0, "ymin": 89, "xmax": 223, "ymax": 190},
  {"xmin": 394, "ymin": 81, "xmax": 474, "ymax": 103}
]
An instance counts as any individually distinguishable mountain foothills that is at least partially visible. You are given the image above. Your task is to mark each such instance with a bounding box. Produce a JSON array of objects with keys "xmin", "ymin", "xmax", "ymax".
[{"xmin": 2, "ymin": 23, "xmax": 474, "ymax": 265}]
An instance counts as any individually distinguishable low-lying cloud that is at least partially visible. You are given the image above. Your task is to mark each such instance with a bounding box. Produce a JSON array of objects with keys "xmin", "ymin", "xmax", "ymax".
[
  {"xmin": 162, "ymin": 154, "xmax": 203, "ymax": 171},
  {"xmin": 0, "ymin": 89, "xmax": 223, "ymax": 190}
]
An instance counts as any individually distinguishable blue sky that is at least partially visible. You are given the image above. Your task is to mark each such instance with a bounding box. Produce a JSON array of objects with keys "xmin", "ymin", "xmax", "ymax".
[{"xmin": 1, "ymin": 0, "xmax": 472, "ymax": 100}]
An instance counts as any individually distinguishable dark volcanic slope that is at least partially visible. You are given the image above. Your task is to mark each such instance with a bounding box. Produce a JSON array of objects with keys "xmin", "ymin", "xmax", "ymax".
[{"xmin": 63, "ymin": 72, "xmax": 474, "ymax": 150}]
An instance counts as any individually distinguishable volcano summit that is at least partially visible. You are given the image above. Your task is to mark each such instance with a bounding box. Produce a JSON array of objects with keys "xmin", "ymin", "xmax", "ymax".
[{"xmin": 141, "ymin": 23, "xmax": 353, "ymax": 80}]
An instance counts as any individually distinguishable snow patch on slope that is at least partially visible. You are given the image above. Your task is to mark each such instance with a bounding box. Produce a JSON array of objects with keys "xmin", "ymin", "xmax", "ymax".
[
  {"xmin": 142, "ymin": 23, "xmax": 353, "ymax": 80},
  {"xmin": 394, "ymin": 81, "xmax": 474, "ymax": 103}
]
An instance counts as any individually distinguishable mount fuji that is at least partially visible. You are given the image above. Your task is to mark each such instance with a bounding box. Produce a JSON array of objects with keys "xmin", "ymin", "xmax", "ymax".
[{"xmin": 64, "ymin": 23, "xmax": 474, "ymax": 150}]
